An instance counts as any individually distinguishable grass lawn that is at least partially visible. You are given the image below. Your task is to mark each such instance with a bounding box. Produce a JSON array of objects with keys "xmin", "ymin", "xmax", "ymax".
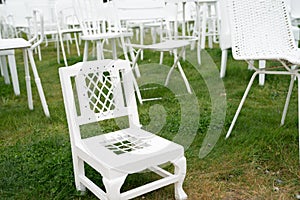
[{"xmin": 0, "ymin": 36, "xmax": 299, "ymax": 199}]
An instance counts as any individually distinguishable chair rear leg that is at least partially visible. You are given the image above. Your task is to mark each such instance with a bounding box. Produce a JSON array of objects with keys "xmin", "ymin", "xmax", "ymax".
[
  {"xmin": 0, "ymin": 56, "xmax": 10, "ymax": 84},
  {"xmin": 7, "ymin": 54, "xmax": 20, "ymax": 95},
  {"xmin": 73, "ymin": 156, "xmax": 86, "ymax": 193},
  {"xmin": 220, "ymin": 49, "xmax": 228, "ymax": 78}
]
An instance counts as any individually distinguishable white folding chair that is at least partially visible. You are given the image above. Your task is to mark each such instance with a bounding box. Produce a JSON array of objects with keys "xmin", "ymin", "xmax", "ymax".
[
  {"xmin": 0, "ymin": 9, "xmax": 49, "ymax": 117},
  {"xmin": 59, "ymin": 59, "xmax": 187, "ymax": 200},
  {"xmin": 224, "ymin": 0, "xmax": 300, "ymax": 161}
]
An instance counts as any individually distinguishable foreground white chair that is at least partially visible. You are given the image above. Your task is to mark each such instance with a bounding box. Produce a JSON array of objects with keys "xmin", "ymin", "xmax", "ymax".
[
  {"xmin": 59, "ymin": 59, "xmax": 187, "ymax": 200},
  {"xmin": 225, "ymin": 0, "xmax": 300, "ymax": 160},
  {"xmin": 0, "ymin": 9, "xmax": 49, "ymax": 117}
]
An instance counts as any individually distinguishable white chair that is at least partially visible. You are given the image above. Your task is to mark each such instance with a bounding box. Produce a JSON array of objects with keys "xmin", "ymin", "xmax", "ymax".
[
  {"xmin": 115, "ymin": 0, "xmax": 167, "ymax": 61},
  {"xmin": 290, "ymin": 0, "xmax": 300, "ymax": 26},
  {"xmin": 0, "ymin": 9, "xmax": 50, "ymax": 117},
  {"xmin": 218, "ymin": 0, "xmax": 267, "ymax": 86},
  {"xmin": 122, "ymin": 1, "xmax": 197, "ymax": 104},
  {"xmin": 59, "ymin": 59, "xmax": 187, "ymax": 200},
  {"xmin": 224, "ymin": 0, "xmax": 300, "ymax": 160},
  {"xmin": 4, "ymin": 0, "xmax": 31, "ymax": 37},
  {"xmin": 191, "ymin": 0, "xmax": 220, "ymax": 50},
  {"xmin": 0, "ymin": 16, "xmax": 20, "ymax": 95},
  {"xmin": 55, "ymin": 0, "xmax": 81, "ymax": 66},
  {"xmin": 73, "ymin": 0, "xmax": 129, "ymax": 62}
]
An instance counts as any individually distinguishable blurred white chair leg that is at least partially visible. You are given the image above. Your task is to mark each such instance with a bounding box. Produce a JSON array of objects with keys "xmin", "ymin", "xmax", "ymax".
[
  {"xmin": 281, "ymin": 74, "xmax": 295, "ymax": 125},
  {"xmin": 0, "ymin": 50, "xmax": 20, "ymax": 95},
  {"xmin": 74, "ymin": 33, "xmax": 81, "ymax": 56},
  {"xmin": 83, "ymin": 41, "xmax": 89, "ymax": 61},
  {"xmin": 7, "ymin": 53, "xmax": 20, "ymax": 95},
  {"xmin": 0, "ymin": 55, "xmax": 10, "ymax": 84},
  {"xmin": 23, "ymin": 49, "xmax": 33, "ymax": 110},
  {"xmin": 259, "ymin": 60, "xmax": 266, "ymax": 86},
  {"xmin": 220, "ymin": 49, "xmax": 228, "ymax": 78},
  {"xmin": 27, "ymin": 48, "xmax": 50, "ymax": 117}
]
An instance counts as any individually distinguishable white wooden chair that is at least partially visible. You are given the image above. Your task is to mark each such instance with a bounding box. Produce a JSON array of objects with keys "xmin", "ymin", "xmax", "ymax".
[
  {"xmin": 0, "ymin": 16, "xmax": 20, "ymax": 95},
  {"xmin": 59, "ymin": 59, "xmax": 187, "ymax": 200},
  {"xmin": 55, "ymin": 0, "xmax": 81, "ymax": 66},
  {"xmin": 0, "ymin": 9, "xmax": 49, "ymax": 117},
  {"xmin": 73, "ymin": 0, "xmax": 130, "ymax": 62},
  {"xmin": 121, "ymin": 1, "xmax": 197, "ymax": 103},
  {"xmin": 224, "ymin": 0, "xmax": 300, "ymax": 161},
  {"xmin": 114, "ymin": 0, "xmax": 167, "ymax": 61}
]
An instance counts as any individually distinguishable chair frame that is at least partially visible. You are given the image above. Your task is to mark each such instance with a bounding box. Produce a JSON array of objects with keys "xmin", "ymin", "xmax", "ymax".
[
  {"xmin": 0, "ymin": 9, "xmax": 49, "ymax": 117},
  {"xmin": 224, "ymin": 0, "xmax": 300, "ymax": 161},
  {"xmin": 59, "ymin": 59, "xmax": 187, "ymax": 200}
]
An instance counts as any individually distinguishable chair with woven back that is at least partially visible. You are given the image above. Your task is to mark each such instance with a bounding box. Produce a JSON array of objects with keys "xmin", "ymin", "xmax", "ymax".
[{"xmin": 224, "ymin": 0, "xmax": 300, "ymax": 161}]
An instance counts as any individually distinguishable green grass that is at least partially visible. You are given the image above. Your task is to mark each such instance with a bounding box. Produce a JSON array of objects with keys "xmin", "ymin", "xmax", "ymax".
[{"xmin": 0, "ymin": 37, "xmax": 300, "ymax": 200}]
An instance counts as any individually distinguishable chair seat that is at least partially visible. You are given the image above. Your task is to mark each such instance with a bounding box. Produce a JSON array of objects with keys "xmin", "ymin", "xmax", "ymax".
[
  {"xmin": 60, "ymin": 28, "xmax": 82, "ymax": 34},
  {"xmin": 80, "ymin": 32, "xmax": 123, "ymax": 40},
  {"xmin": 129, "ymin": 40, "xmax": 190, "ymax": 52},
  {"xmin": 0, "ymin": 38, "xmax": 31, "ymax": 50},
  {"xmin": 81, "ymin": 127, "xmax": 184, "ymax": 173}
]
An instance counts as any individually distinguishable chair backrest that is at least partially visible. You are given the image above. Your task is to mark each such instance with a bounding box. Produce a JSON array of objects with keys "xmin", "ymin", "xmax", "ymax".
[
  {"xmin": 4, "ymin": 0, "xmax": 31, "ymax": 28},
  {"xmin": 28, "ymin": 0, "xmax": 56, "ymax": 25},
  {"xmin": 27, "ymin": 9, "xmax": 44, "ymax": 50},
  {"xmin": 73, "ymin": 0, "xmax": 121, "ymax": 36},
  {"xmin": 227, "ymin": 0, "xmax": 297, "ymax": 61},
  {"xmin": 55, "ymin": 0, "xmax": 79, "ymax": 31},
  {"xmin": 59, "ymin": 60, "xmax": 141, "ymax": 140},
  {"xmin": 290, "ymin": 0, "xmax": 300, "ymax": 19},
  {"xmin": 114, "ymin": 0, "xmax": 165, "ymax": 21}
]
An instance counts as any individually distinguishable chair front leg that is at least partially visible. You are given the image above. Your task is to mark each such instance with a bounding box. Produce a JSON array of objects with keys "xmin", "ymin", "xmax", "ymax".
[
  {"xmin": 173, "ymin": 156, "xmax": 188, "ymax": 200},
  {"xmin": 281, "ymin": 75, "xmax": 295, "ymax": 125},
  {"xmin": 103, "ymin": 174, "xmax": 127, "ymax": 200},
  {"xmin": 226, "ymin": 71, "xmax": 260, "ymax": 138}
]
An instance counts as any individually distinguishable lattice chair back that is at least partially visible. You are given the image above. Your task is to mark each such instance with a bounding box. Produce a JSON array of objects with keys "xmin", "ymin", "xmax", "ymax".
[
  {"xmin": 228, "ymin": 0, "xmax": 298, "ymax": 62},
  {"xmin": 73, "ymin": 0, "xmax": 121, "ymax": 37},
  {"xmin": 61, "ymin": 59, "xmax": 140, "ymax": 128}
]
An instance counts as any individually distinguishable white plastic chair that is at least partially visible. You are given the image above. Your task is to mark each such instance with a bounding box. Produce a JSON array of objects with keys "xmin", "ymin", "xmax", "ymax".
[
  {"xmin": 55, "ymin": 0, "xmax": 81, "ymax": 66},
  {"xmin": 224, "ymin": 0, "xmax": 300, "ymax": 160},
  {"xmin": 73, "ymin": 0, "xmax": 129, "ymax": 62},
  {"xmin": 59, "ymin": 59, "xmax": 187, "ymax": 200},
  {"xmin": 0, "ymin": 9, "xmax": 49, "ymax": 117}
]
